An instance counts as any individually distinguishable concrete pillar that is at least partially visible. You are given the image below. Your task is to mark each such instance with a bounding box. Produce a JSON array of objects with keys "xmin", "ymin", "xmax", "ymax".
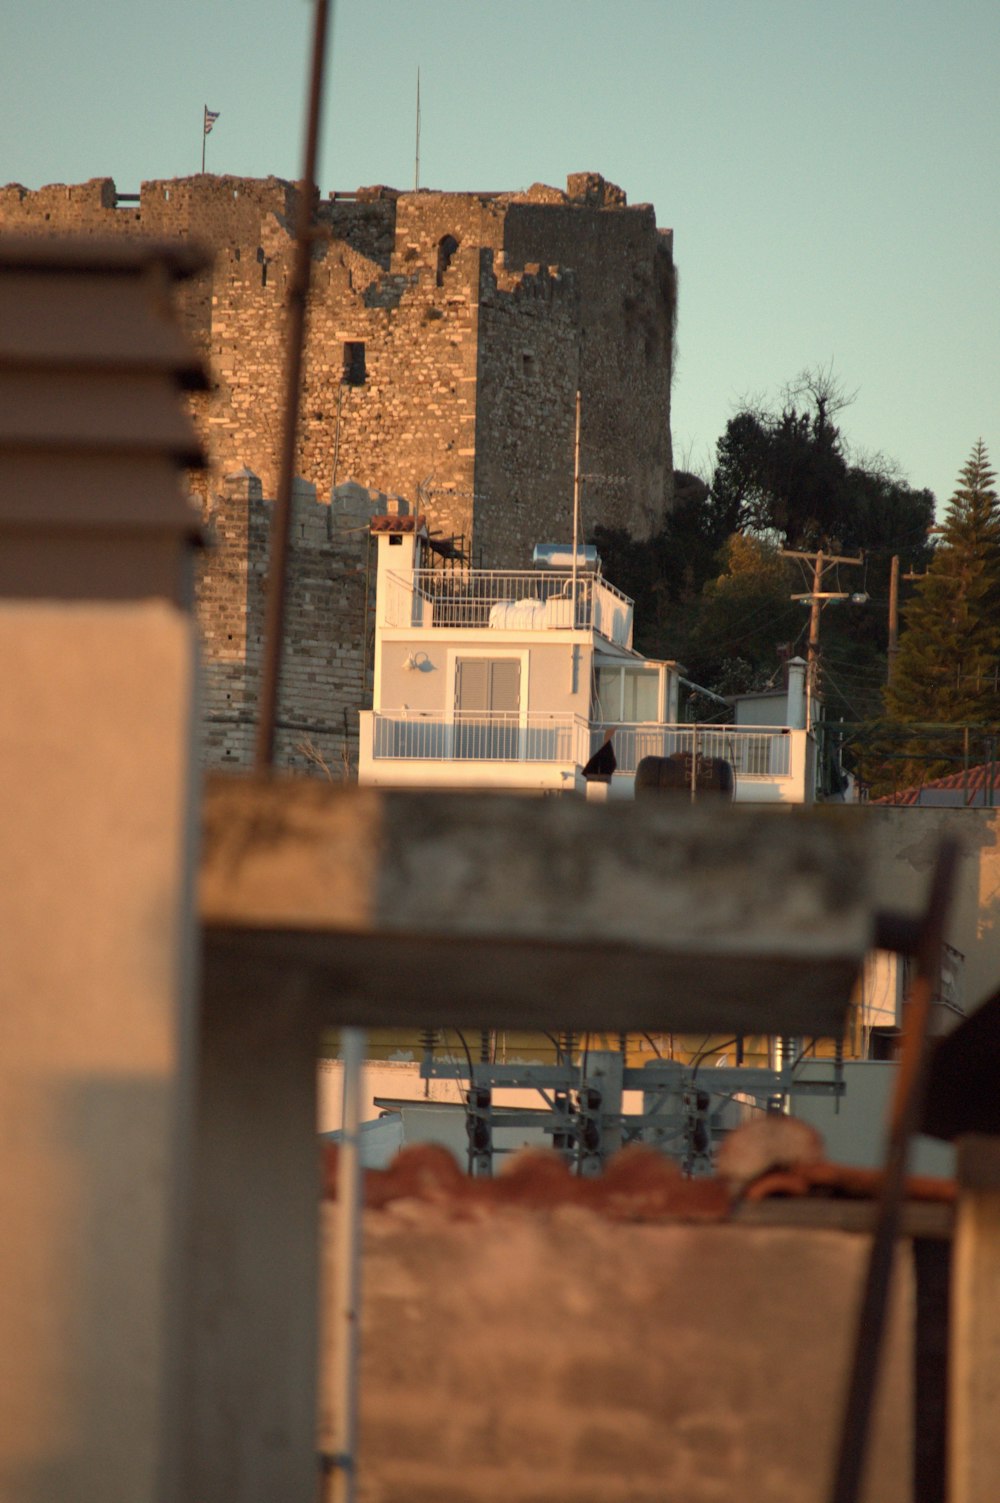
[
  {"xmin": 0, "ymin": 603, "xmax": 200, "ymax": 1503},
  {"xmin": 0, "ymin": 237, "xmax": 206, "ymax": 1503},
  {"xmin": 181, "ymin": 960, "xmax": 322, "ymax": 1503}
]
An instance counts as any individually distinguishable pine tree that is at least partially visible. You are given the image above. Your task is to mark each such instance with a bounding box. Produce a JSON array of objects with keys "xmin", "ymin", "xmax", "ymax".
[{"xmin": 882, "ymin": 441, "xmax": 1000, "ymax": 784}]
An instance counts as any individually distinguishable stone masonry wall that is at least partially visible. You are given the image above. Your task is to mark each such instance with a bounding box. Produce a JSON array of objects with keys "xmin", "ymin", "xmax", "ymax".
[
  {"xmin": 0, "ymin": 170, "xmax": 674, "ymax": 554},
  {"xmin": 1, "ymin": 170, "xmax": 676, "ymax": 769},
  {"xmin": 500, "ymin": 178, "xmax": 676, "ymax": 544},
  {"xmin": 474, "ymin": 254, "xmax": 580, "ymax": 565},
  {"xmin": 198, "ymin": 471, "xmax": 381, "ymax": 774}
]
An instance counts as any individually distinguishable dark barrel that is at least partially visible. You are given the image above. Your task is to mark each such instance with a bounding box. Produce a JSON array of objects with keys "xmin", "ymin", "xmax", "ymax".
[{"xmin": 635, "ymin": 752, "xmax": 734, "ymax": 799}]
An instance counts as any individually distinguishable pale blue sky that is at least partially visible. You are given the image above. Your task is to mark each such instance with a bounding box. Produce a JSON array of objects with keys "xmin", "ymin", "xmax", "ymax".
[{"xmin": 3, "ymin": 0, "xmax": 997, "ymax": 510}]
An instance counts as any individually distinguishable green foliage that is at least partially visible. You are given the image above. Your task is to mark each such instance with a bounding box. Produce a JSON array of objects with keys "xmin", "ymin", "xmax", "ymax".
[
  {"xmin": 704, "ymin": 372, "xmax": 934, "ymax": 717},
  {"xmin": 685, "ymin": 534, "xmax": 802, "ymax": 695},
  {"xmin": 880, "ymin": 441, "xmax": 1000, "ymax": 785},
  {"xmin": 710, "ymin": 371, "xmax": 934, "ymax": 557},
  {"xmin": 595, "ymin": 370, "xmax": 940, "ymax": 724},
  {"xmin": 591, "ymin": 472, "xmax": 729, "ymax": 661},
  {"xmin": 712, "ymin": 404, "xmax": 846, "ymax": 544}
]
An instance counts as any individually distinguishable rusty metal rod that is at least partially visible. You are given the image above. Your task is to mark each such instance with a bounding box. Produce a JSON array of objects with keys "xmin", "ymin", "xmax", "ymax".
[
  {"xmin": 255, "ymin": 0, "xmax": 332, "ymax": 770},
  {"xmin": 829, "ymin": 838, "xmax": 958, "ymax": 1503}
]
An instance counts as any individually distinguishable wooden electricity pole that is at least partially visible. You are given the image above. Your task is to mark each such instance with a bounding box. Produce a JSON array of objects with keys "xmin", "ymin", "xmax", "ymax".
[
  {"xmin": 887, "ymin": 555, "xmax": 900, "ymax": 684},
  {"xmin": 781, "ymin": 548, "xmax": 865, "ymax": 728}
]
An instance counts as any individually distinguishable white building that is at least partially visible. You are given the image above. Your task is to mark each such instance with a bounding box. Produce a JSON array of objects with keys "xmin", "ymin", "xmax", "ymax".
[{"xmin": 358, "ymin": 506, "xmax": 815, "ymax": 802}]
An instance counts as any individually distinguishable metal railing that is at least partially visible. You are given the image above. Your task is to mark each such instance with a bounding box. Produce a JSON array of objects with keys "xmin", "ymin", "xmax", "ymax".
[
  {"xmin": 371, "ymin": 711, "xmax": 590, "ymax": 764},
  {"xmin": 370, "ymin": 714, "xmax": 794, "ymax": 776},
  {"xmin": 594, "ymin": 724, "xmax": 793, "ymax": 778},
  {"xmin": 383, "ymin": 569, "xmax": 633, "ymax": 647}
]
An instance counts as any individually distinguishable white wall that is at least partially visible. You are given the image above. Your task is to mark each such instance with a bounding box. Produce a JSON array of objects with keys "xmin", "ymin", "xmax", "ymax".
[{"xmin": 377, "ymin": 632, "xmax": 592, "ymax": 717}]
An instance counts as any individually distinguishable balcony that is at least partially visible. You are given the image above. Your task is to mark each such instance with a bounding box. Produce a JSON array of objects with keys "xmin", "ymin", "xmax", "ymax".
[
  {"xmin": 595, "ymin": 724, "xmax": 792, "ymax": 779},
  {"xmin": 367, "ymin": 710, "xmax": 589, "ymax": 763},
  {"xmin": 382, "ymin": 568, "xmax": 634, "ymax": 649},
  {"xmin": 360, "ymin": 714, "xmax": 813, "ymax": 802}
]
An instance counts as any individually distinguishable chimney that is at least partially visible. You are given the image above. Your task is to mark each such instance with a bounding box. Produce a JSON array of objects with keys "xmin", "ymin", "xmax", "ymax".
[{"xmin": 786, "ymin": 657, "xmax": 807, "ymax": 729}]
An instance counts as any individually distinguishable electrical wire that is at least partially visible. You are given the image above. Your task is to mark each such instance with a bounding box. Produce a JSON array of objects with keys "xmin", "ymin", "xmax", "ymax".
[
  {"xmin": 817, "ymin": 664, "xmax": 868, "ymax": 721},
  {"xmin": 542, "ymin": 1030, "xmax": 563, "ymax": 1058},
  {"xmin": 706, "ymin": 593, "xmax": 802, "ymax": 647},
  {"xmin": 449, "ymin": 1027, "xmax": 475, "ymax": 1081},
  {"xmin": 790, "ymin": 1038, "xmax": 819, "ymax": 1076},
  {"xmin": 691, "ymin": 1037, "xmax": 741, "ymax": 1078}
]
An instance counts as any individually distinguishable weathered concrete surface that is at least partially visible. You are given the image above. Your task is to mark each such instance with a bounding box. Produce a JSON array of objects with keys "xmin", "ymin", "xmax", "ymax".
[
  {"xmin": 201, "ymin": 777, "xmax": 874, "ymax": 1035},
  {"xmin": 0, "ymin": 602, "xmax": 199, "ymax": 1503},
  {"xmin": 866, "ymin": 807, "xmax": 1000, "ymax": 1007},
  {"xmin": 320, "ymin": 1205, "xmax": 912, "ymax": 1503}
]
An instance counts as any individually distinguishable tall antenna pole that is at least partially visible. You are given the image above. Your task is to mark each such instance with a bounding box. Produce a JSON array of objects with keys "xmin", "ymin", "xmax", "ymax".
[
  {"xmin": 572, "ymin": 389, "xmax": 581, "ymax": 625},
  {"xmin": 414, "ymin": 68, "xmax": 421, "ymax": 191},
  {"xmin": 255, "ymin": 0, "xmax": 332, "ymax": 771}
]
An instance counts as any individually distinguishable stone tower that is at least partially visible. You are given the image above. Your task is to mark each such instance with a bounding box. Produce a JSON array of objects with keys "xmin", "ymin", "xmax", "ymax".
[{"xmin": 0, "ymin": 170, "xmax": 677, "ymax": 769}]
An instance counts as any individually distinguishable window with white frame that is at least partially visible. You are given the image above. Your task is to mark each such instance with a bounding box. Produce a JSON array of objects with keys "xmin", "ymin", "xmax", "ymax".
[{"xmin": 594, "ymin": 664, "xmax": 660, "ymax": 722}]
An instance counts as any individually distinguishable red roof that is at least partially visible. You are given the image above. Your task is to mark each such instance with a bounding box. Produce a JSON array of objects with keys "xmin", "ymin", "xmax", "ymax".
[{"xmin": 873, "ymin": 762, "xmax": 1000, "ymax": 806}]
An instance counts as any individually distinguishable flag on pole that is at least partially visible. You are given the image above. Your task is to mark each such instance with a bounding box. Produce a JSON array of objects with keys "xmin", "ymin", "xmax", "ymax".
[{"xmin": 204, "ymin": 107, "xmax": 220, "ymax": 136}]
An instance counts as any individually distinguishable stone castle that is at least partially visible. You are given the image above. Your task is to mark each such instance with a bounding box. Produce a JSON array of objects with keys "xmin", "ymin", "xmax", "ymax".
[{"xmin": 0, "ymin": 170, "xmax": 677, "ymax": 771}]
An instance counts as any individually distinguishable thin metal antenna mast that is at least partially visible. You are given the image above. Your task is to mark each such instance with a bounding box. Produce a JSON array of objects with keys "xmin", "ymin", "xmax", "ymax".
[
  {"xmin": 572, "ymin": 388, "xmax": 581, "ymax": 624},
  {"xmin": 255, "ymin": 0, "xmax": 332, "ymax": 770},
  {"xmin": 414, "ymin": 68, "xmax": 421, "ymax": 191}
]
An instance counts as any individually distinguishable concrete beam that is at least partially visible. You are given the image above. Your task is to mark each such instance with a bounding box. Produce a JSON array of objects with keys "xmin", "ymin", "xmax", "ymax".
[
  {"xmin": 201, "ymin": 775, "xmax": 874, "ymax": 1036},
  {"xmin": 190, "ymin": 774, "xmax": 877, "ymax": 1500}
]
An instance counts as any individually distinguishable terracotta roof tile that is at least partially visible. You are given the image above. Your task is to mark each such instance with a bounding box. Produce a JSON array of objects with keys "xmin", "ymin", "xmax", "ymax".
[
  {"xmin": 321, "ymin": 1139, "xmax": 955, "ymax": 1221},
  {"xmin": 873, "ymin": 761, "xmax": 1000, "ymax": 806}
]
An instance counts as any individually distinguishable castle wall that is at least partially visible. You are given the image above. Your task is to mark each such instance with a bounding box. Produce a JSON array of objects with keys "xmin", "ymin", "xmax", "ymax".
[
  {"xmin": 474, "ymin": 254, "xmax": 581, "ymax": 565},
  {"xmin": 501, "ymin": 177, "xmax": 676, "ymax": 542},
  {"xmin": 198, "ymin": 471, "xmax": 379, "ymax": 774},
  {"xmin": 1, "ymin": 171, "xmax": 676, "ymax": 772},
  {"xmin": 0, "ymin": 171, "xmax": 674, "ymax": 554}
]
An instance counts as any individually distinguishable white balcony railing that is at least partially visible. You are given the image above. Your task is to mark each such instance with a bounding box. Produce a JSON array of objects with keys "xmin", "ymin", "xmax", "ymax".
[
  {"xmin": 369, "ymin": 714, "xmax": 791, "ymax": 777},
  {"xmin": 383, "ymin": 569, "xmax": 634, "ymax": 648},
  {"xmin": 592, "ymin": 723, "xmax": 793, "ymax": 778},
  {"xmin": 363, "ymin": 714, "xmax": 810, "ymax": 799},
  {"xmin": 370, "ymin": 711, "xmax": 591, "ymax": 764}
]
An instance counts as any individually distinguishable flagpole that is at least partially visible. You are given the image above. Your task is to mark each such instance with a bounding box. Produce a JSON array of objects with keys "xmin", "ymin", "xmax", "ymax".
[
  {"xmin": 414, "ymin": 69, "xmax": 420, "ymax": 191},
  {"xmin": 202, "ymin": 106, "xmax": 206, "ymax": 175}
]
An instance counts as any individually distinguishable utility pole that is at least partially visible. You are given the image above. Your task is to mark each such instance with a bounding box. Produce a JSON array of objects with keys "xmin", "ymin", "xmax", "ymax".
[
  {"xmin": 782, "ymin": 548, "xmax": 865, "ymax": 728},
  {"xmin": 806, "ymin": 549, "xmax": 825, "ymax": 703},
  {"xmin": 887, "ymin": 555, "xmax": 899, "ymax": 684}
]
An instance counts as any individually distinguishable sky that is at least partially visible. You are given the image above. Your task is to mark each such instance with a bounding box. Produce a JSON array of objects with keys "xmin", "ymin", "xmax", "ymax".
[{"xmin": 3, "ymin": 0, "xmax": 997, "ymax": 511}]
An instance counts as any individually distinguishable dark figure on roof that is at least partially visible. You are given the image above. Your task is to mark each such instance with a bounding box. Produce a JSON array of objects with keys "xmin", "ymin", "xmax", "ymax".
[{"xmin": 583, "ymin": 728, "xmax": 617, "ymax": 781}]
